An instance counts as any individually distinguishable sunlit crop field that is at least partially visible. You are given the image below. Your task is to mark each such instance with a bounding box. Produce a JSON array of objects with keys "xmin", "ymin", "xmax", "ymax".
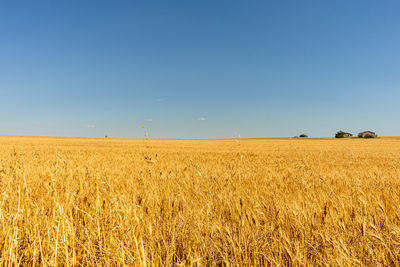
[{"xmin": 1, "ymin": 136, "xmax": 400, "ymax": 265}]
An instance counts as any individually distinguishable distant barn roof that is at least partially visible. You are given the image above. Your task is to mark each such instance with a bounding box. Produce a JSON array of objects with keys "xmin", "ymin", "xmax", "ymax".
[{"xmin": 359, "ymin": 131, "xmax": 375, "ymax": 134}]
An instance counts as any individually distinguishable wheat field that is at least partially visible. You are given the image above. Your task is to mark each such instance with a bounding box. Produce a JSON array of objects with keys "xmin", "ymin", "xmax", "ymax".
[{"xmin": 1, "ymin": 136, "xmax": 400, "ymax": 266}]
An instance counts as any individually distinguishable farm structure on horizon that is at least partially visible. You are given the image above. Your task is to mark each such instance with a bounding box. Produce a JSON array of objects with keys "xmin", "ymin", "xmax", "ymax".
[{"xmin": 358, "ymin": 131, "xmax": 377, "ymax": 138}]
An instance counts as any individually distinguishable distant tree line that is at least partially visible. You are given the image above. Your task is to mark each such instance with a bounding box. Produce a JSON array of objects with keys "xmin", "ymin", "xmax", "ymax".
[
  {"xmin": 335, "ymin": 130, "xmax": 377, "ymax": 139},
  {"xmin": 293, "ymin": 131, "xmax": 377, "ymax": 139}
]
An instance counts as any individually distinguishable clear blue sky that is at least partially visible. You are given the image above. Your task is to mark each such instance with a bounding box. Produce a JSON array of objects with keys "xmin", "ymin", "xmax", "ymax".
[{"xmin": 1, "ymin": 1, "xmax": 399, "ymax": 138}]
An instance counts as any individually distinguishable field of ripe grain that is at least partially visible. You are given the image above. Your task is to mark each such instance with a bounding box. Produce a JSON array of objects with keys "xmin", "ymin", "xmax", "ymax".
[{"xmin": 1, "ymin": 136, "xmax": 400, "ymax": 265}]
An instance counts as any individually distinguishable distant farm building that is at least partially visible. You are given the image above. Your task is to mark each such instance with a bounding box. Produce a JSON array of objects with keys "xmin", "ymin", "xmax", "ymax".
[
  {"xmin": 358, "ymin": 131, "xmax": 377, "ymax": 138},
  {"xmin": 335, "ymin": 131, "xmax": 353, "ymax": 138}
]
